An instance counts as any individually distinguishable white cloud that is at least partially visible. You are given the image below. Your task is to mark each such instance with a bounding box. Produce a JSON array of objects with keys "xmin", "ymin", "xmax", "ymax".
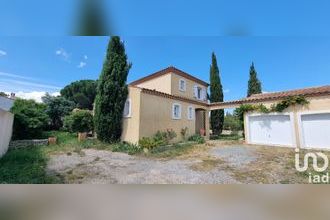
[
  {"xmin": 77, "ymin": 61, "xmax": 87, "ymax": 68},
  {"xmin": 6, "ymin": 91, "xmax": 60, "ymax": 103},
  {"xmin": 0, "ymin": 71, "xmax": 62, "ymax": 94},
  {"xmin": 0, "ymin": 50, "xmax": 7, "ymax": 56},
  {"xmin": 224, "ymin": 89, "xmax": 230, "ymax": 93},
  {"xmin": 55, "ymin": 48, "xmax": 70, "ymax": 62},
  {"xmin": 84, "ymin": 55, "xmax": 88, "ymax": 60}
]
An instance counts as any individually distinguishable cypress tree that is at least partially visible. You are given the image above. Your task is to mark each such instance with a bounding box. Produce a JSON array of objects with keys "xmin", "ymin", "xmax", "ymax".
[
  {"xmin": 94, "ymin": 37, "xmax": 131, "ymax": 142},
  {"xmin": 247, "ymin": 62, "xmax": 262, "ymax": 97},
  {"xmin": 210, "ymin": 52, "xmax": 224, "ymax": 136}
]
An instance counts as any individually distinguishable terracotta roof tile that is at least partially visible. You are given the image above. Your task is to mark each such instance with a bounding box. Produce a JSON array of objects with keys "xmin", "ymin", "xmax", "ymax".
[
  {"xmin": 210, "ymin": 85, "xmax": 330, "ymax": 107},
  {"xmin": 130, "ymin": 66, "xmax": 209, "ymax": 87}
]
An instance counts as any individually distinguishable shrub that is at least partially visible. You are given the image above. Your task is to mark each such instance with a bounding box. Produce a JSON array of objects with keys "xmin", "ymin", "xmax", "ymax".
[
  {"xmin": 112, "ymin": 142, "xmax": 142, "ymax": 155},
  {"xmin": 139, "ymin": 129, "xmax": 178, "ymax": 149},
  {"xmin": 63, "ymin": 110, "xmax": 93, "ymax": 133},
  {"xmin": 188, "ymin": 134, "xmax": 205, "ymax": 144},
  {"xmin": 138, "ymin": 137, "xmax": 158, "ymax": 149},
  {"xmin": 180, "ymin": 127, "xmax": 188, "ymax": 140},
  {"xmin": 10, "ymin": 99, "xmax": 49, "ymax": 140}
]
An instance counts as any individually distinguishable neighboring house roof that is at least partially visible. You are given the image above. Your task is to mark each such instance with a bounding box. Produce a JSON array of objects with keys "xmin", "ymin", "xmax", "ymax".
[
  {"xmin": 210, "ymin": 85, "xmax": 330, "ymax": 108},
  {"xmin": 130, "ymin": 85, "xmax": 208, "ymax": 107},
  {"xmin": 0, "ymin": 96, "xmax": 14, "ymax": 112},
  {"xmin": 130, "ymin": 66, "xmax": 209, "ymax": 87}
]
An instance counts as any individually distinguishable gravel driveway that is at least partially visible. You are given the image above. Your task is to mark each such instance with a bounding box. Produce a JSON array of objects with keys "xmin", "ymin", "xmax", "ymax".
[{"xmin": 47, "ymin": 143, "xmax": 299, "ymax": 184}]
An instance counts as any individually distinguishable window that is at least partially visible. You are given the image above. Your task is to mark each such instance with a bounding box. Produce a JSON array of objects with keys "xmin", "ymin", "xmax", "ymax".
[
  {"xmin": 187, "ymin": 106, "xmax": 194, "ymax": 120},
  {"xmin": 179, "ymin": 79, "xmax": 186, "ymax": 91},
  {"xmin": 123, "ymin": 99, "xmax": 131, "ymax": 117},
  {"xmin": 197, "ymin": 87, "xmax": 202, "ymax": 99},
  {"xmin": 172, "ymin": 103, "xmax": 181, "ymax": 119},
  {"xmin": 194, "ymin": 85, "xmax": 206, "ymax": 101}
]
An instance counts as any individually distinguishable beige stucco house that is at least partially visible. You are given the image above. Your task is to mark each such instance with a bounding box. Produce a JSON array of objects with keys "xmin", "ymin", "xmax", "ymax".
[
  {"xmin": 0, "ymin": 96, "xmax": 14, "ymax": 157},
  {"xmin": 121, "ymin": 66, "xmax": 210, "ymax": 143},
  {"xmin": 121, "ymin": 66, "xmax": 330, "ymax": 150}
]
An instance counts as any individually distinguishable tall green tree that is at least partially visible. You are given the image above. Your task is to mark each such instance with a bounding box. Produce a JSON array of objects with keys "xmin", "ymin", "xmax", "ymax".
[
  {"xmin": 209, "ymin": 52, "xmax": 224, "ymax": 135},
  {"xmin": 42, "ymin": 94, "xmax": 75, "ymax": 130},
  {"xmin": 94, "ymin": 36, "xmax": 131, "ymax": 142},
  {"xmin": 60, "ymin": 80, "xmax": 97, "ymax": 110},
  {"xmin": 247, "ymin": 62, "xmax": 262, "ymax": 97}
]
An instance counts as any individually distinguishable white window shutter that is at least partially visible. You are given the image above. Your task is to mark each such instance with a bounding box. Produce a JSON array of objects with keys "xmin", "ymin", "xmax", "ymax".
[
  {"xmin": 202, "ymin": 88, "xmax": 206, "ymax": 101},
  {"xmin": 193, "ymin": 85, "xmax": 197, "ymax": 98}
]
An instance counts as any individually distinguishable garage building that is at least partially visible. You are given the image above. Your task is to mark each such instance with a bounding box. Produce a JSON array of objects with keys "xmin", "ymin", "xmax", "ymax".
[{"xmin": 0, "ymin": 96, "xmax": 14, "ymax": 157}]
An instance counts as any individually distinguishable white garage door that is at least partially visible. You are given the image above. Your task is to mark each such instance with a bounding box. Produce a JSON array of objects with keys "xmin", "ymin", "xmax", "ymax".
[
  {"xmin": 248, "ymin": 114, "xmax": 295, "ymax": 147},
  {"xmin": 300, "ymin": 113, "xmax": 330, "ymax": 150}
]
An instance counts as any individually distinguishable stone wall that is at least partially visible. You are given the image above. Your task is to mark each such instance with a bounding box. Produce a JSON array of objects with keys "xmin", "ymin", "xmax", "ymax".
[{"xmin": 9, "ymin": 139, "xmax": 48, "ymax": 149}]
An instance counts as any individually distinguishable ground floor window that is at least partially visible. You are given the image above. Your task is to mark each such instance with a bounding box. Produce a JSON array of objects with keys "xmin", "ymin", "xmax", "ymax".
[
  {"xmin": 172, "ymin": 103, "xmax": 182, "ymax": 119},
  {"xmin": 123, "ymin": 99, "xmax": 131, "ymax": 117},
  {"xmin": 187, "ymin": 106, "xmax": 194, "ymax": 120}
]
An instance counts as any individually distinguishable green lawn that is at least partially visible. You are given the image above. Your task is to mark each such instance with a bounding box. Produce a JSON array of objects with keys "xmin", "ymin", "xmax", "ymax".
[{"xmin": 0, "ymin": 131, "xmax": 112, "ymax": 184}]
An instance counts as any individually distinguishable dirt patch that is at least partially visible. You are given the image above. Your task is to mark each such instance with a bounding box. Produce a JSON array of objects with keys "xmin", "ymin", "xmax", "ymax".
[{"xmin": 46, "ymin": 141, "xmax": 317, "ymax": 184}]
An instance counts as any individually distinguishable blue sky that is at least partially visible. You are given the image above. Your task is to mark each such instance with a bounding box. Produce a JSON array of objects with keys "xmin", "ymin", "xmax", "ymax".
[
  {"xmin": 0, "ymin": 0, "xmax": 330, "ymax": 36},
  {"xmin": 1, "ymin": 37, "xmax": 330, "ymax": 102}
]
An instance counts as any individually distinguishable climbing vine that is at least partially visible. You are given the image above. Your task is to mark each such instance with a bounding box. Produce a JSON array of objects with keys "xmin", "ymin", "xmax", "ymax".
[{"xmin": 234, "ymin": 95, "xmax": 309, "ymax": 121}]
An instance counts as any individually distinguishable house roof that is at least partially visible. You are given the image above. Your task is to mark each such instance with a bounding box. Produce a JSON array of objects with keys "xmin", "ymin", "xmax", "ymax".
[
  {"xmin": 130, "ymin": 66, "xmax": 209, "ymax": 87},
  {"xmin": 129, "ymin": 86, "xmax": 208, "ymax": 107},
  {"xmin": 210, "ymin": 85, "xmax": 330, "ymax": 108}
]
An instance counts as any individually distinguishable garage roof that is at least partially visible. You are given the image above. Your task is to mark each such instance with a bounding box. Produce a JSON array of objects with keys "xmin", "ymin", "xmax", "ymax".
[
  {"xmin": 244, "ymin": 85, "xmax": 330, "ymax": 102},
  {"xmin": 210, "ymin": 85, "xmax": 330, "ymax": 109}
]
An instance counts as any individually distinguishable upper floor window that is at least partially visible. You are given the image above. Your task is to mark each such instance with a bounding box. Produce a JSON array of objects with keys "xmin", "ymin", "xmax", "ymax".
[
  {"xmin": 179, "ymin": 79, "xmax": 186, "ymax": 92},
  {"xmin": 194, "ymin": 85, "xmax": 206, "ymax": 101},
  {"xmin": 172, "ymin": 103, "xmax": 181, "ymax": 119},
  {"xmin": 187, "ymin": 106, "xmax": 194, "ymax": 120},
  {"xmin": 123, "ymin": 99, "xmax": 131, "ymax": 117}
]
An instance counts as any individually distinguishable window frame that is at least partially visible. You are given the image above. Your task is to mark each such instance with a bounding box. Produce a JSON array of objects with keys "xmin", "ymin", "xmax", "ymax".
[
  {"xmin": 123, "ymin": 98, "xmax": 132, "ymax": 118},
  {"xmin": 172, "ymin": 103, "xmax": 182, "ymax": 120},
  {"xmin": 179, "ymin": 78, "xmax": 186, "ymax": 92}
]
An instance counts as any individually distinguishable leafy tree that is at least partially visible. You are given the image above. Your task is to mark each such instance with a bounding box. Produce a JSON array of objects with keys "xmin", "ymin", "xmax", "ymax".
[
  {"xmin": 63, "ymin": 110, "xmax": 93, "ymax": 133},
  {"xmin": 10, "ymin": 99, "xmax": 49, "ymax": 140},
  {"xmin": 209, "ymin": 52, "xmax": 224, "ymax": 135},
  {"xmin": 60, "ymin": 80, "xmax": 97, "ymax": 110},
  {"xmin": 247, "ymin": 62, "xmax": 262, "ymax": 97},
  {"xmin": 94, "ymin": 36, "xmax": 131, "ymax": 143},
  {"xmin": 42, "ymin": 93, "xmax": 75, "ymax": 130},
  {"xmin": 0, "ymin": 92, "xmax": 8, "ymax": 97},
  {"xmin": 223, "ymin": 112, "xmax": 241, "ymax": 131}
]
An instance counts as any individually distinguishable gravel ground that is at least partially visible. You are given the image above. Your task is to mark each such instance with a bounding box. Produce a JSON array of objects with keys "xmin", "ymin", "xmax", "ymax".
[
  {"xmin": 47, "ymin": 143, "xmax": 298, "ymax": 184},
  {"xmin": 47, "ymin": 149, "xmax": 239, "ymax": 184},
  {"xmin": 210, "ymin": 145, "xmax": 258, "ymax": 167}
]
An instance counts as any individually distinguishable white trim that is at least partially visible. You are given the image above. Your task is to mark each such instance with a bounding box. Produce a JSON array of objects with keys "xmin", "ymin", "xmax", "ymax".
[
  {"xmin": 245, "ymin": 112, "xmax": 296, "ymax": 148},
  {"xmin": 297, "ymin": 110, "xmax": 330, "ymax": 150},
  {"xmin": 172, "ymin": 103, "xmax": 182, "ymax": 120},
  {"xmin": 123, "ymin": 98, "xmax": 132, "ymax": 118},
  {"xmin": 179, "ymin": 78, "xmax": 186, "ymax": 92},
  {"xmin": 187, "ymin": 106, "xmax": 194, "ymax": 120}
]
